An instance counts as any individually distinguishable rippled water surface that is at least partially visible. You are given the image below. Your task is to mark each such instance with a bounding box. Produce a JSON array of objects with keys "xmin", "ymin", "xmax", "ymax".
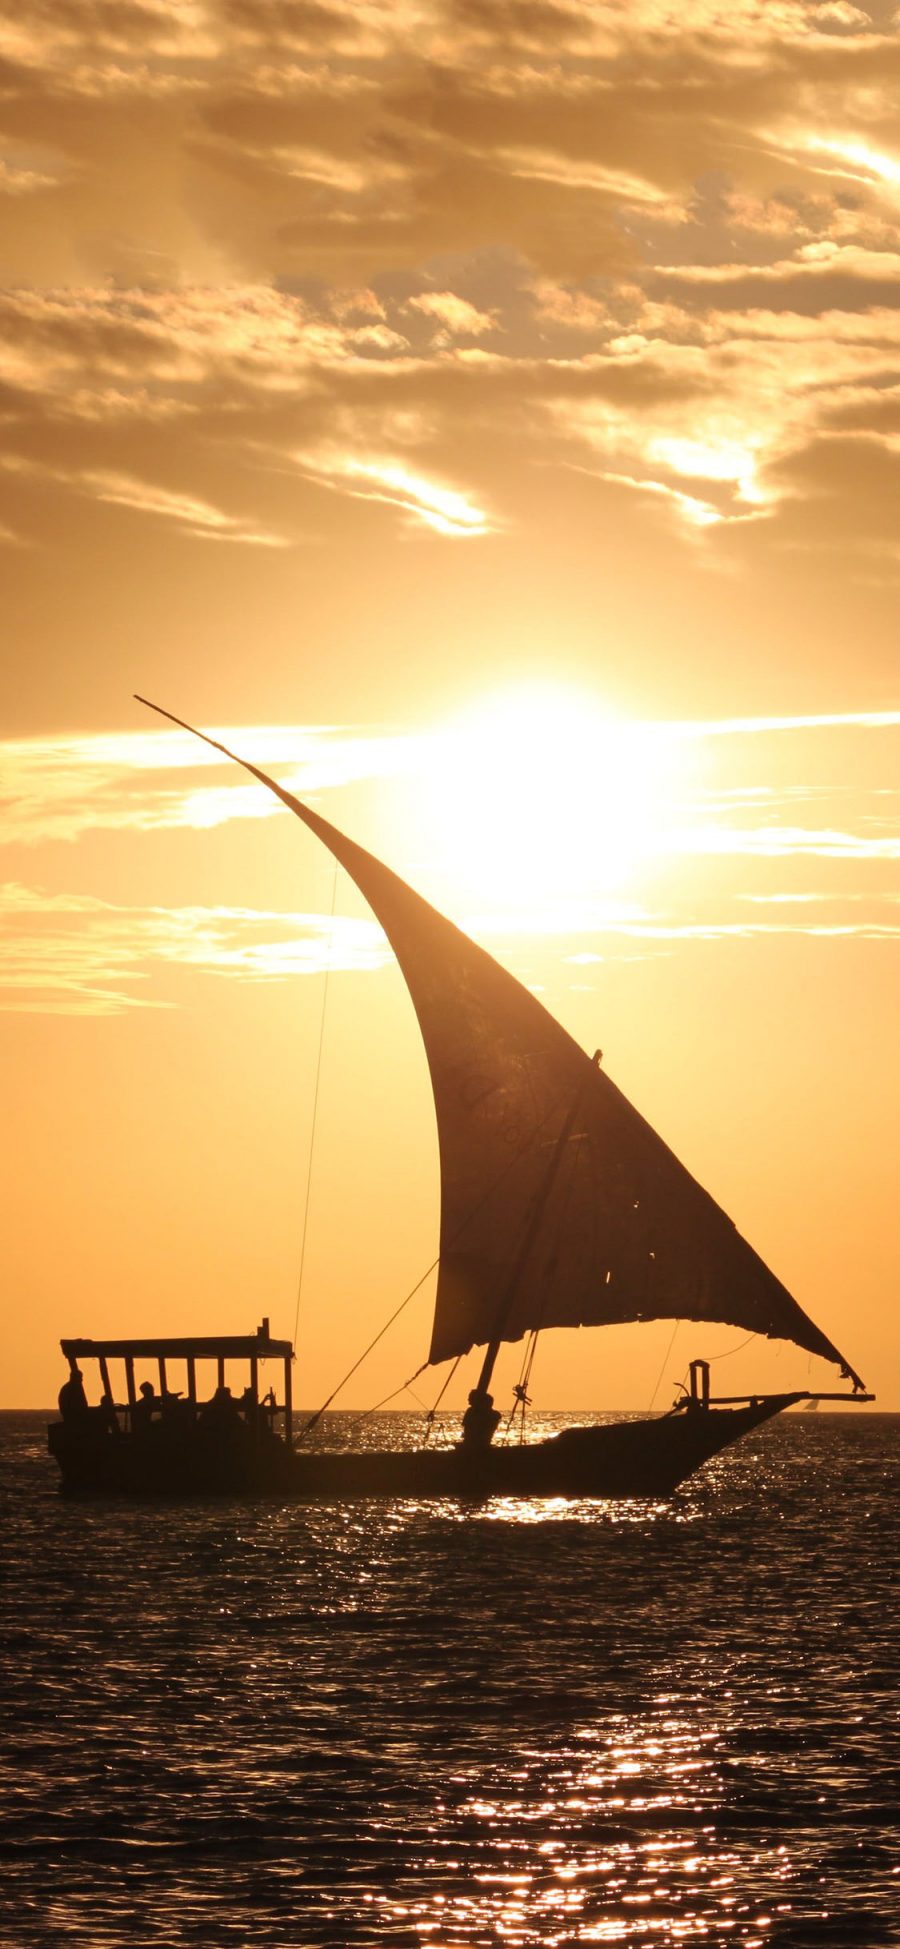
[{"xmin": 1, "ymin": 1410, "xmax": 898, "ymax": 1946}]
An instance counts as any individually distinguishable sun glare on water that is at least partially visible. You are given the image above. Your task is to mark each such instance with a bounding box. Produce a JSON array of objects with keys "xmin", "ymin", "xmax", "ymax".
[{"xmin": 409, "ymin": 684, "xmax": 680, "ymax": 919}]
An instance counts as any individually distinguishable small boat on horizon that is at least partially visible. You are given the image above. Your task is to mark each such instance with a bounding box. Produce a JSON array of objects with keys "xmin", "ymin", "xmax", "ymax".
[{"xmin": 47, "ymin": 700, "xmax": 871, "ymax": 1500}]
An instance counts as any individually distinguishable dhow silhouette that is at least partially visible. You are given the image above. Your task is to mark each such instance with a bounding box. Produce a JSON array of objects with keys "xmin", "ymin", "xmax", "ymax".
[{"xmin": 48, "ymin": 701, "xmax": 871, "ymax": 1498}]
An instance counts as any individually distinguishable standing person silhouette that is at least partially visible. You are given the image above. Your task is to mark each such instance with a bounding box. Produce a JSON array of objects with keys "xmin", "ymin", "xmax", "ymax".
[{"xmin": 58, "ymin": 1367, "xmax": 89, "ymax": 1422}]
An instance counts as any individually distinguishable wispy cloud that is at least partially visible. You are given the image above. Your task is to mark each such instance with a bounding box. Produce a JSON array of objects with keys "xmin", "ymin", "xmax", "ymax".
[
  {"xmin": 3, "ymin": 709, "xmax": 900, "ymax": 848},
  {"xmin": 5, "ymin": 876, "xmax": 898, "ymax": 1018},
  {"xmin": 296, "ymin": 452, "xmax": 493, "ymax": 536},
  {"xmin": 665, "ymin": 710, "xmax": 900, "ymax": 739},
  {"xmin": 3, "ymin": 702, "xmax": 900, "ymax": 1013},
  {"xmin": 0, "ymin": 885, "xmax": 390, "ymax": 1016},
  {"xmin": 664, "ymin": 823, "xmax": 900, "ymax": 861},
  {"xmin": 0, "ymin": 724, "xmax": 410, "ymax": 846},
  {"xmin": 85, "ymin": 471, "xmax": 291, "ymax": 547},
  {"xmin": 599, "ymin": 917, "xmax": 900, "ymax": 942}
]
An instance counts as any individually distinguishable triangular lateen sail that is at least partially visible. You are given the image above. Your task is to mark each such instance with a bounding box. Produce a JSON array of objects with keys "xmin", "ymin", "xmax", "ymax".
[{"xmin": 136, "ymin": 699, "xmax": 863, "ymax": 1390}]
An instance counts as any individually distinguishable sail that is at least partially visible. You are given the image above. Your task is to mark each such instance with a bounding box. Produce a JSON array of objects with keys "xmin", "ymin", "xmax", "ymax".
[{"xmin": 138, "ymin": 700, "xmax": 862, "ymax": 1388}]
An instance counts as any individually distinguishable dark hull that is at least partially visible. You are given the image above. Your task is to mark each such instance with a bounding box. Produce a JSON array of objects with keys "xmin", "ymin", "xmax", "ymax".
[{"xmin": 48, "ymin": 1396, "xmax": 801, "ymax": 1501}]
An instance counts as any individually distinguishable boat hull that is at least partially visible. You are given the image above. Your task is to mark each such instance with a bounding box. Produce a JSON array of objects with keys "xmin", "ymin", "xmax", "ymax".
[{"xmin": 48, "ymin": 1397, "xmax": 800, "ymax": 1500}]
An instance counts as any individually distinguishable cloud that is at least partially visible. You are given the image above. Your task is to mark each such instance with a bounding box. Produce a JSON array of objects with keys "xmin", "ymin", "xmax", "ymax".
[
  {"xmin": 294, "ymin": 450, "xmax": 494, "ymax": 534},
  {"xmin": 0, "ymin": 884, "xmax": 390, "ymax": 1016},
  {"xmin": 4, "ymin": 702, "xmax": 900, "ymax": 1015},
  {"xmin": 0, "ymin": 262, "xmax": 896, "ymax": 555},
  {"xmin": 84, "ymin": 468, "xmax": 290, "ymax": 545},
  {"xmin": 664, "ymin": 823, "xmax": 900, "ymax": 861},
  {"xmin": 5, "ymin": 865, "xmax": 898, "ymax": 1017},
  {"xmin": 653, "ymin": 245, "xmax": 900, "ymax": 314},
  {"xmin": 3, "ymin": 0, "xmax": 897, "ymax": 290},
  {"xmin": 406, "ymin": 291, "xmax": 497, "ymax": 339},
  {"xmin": 666, "ymin": 708, "xmax": 900, "ymax": 739},
  {"xmin": 1, "ymin": 1, "xmax": 900, "ymax": 574},
  {"xmin": 4, "ymin": 708, "xmax": 900, "ymax": 847},
  {"xmin": 578, "ymin": 465, "xmax": 727, "ymax": 530},
  {"xmin": 0, "ymin": 722, "xmax": 414, "ymax": 846}
]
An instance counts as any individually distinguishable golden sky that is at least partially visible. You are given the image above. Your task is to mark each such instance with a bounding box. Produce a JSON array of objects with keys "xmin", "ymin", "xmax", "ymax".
[{"xmin": 2, "ymin": 0, "xmax": 898, "ymax": 1410}]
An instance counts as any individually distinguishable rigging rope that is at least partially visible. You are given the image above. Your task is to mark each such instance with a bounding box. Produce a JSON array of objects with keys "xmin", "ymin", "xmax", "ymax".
[
  {"xmin": 422, "ymin": 1354, "xmax": 463, "ymax": 1444},
  {"xmin": 297, "ymin": 1265, "xmax": 440, "ymax": 1439},
  {"xmin": 707, "ymin": 1331, "xmax": 757, "ymax": 1363},
  {"xmin": 671, "ymin": 1329, "xmax": 760, "ymax": 1405},
  {"xmin": 501, "ymin": 1329, "xmax": 538, "ymax": 1444},
  {"xmin": 648, "ymin": 1320, "xmax": 680, "ymax": 1412},
  {"xmin": 497, "ymin": 1123, "xmax": 586, "ymax": 1442},
  {"xmin": 298, "ymin": 1079, "xmax": 578, "ymax": 1438},
  {"xmin": 346, "ymin": 1362, "xmax": 433, "ymax": 1420},
  {"xmin": 293, "ymin": 861, "xmax": 339, "ymax": 1354}
]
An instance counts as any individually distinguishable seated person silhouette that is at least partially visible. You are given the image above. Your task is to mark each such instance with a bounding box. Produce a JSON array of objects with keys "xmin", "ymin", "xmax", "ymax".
[
  {"xmin": 201, "ymin": 1384, "xmax": 239, "ymax": 1429},
  {"xmin": 58, "ymin": 1366, "xmax": 90, "ymax": 1423},
  {"xmin": 132, "ymin": 1380, "xmax": 160, "ymax": 1431},
  {"xmin": 461, "ymin": 1387, "xmax": 501, "ymax": 1450},
  {"xmin": 98, "ymin": 1392, "xmax": 120, "ymax": 1434}
]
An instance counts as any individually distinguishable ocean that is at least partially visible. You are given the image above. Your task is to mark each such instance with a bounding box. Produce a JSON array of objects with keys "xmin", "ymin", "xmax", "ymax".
[{"xmin": 1, "ymin": 1409, "xmax": 897, "ymax": 1947}]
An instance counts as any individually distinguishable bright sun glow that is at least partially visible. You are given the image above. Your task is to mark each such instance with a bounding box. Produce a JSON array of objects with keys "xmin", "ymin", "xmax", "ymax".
[{"xmin": 408, "ymin": 683, "xmax": 683, "ymax": 915}]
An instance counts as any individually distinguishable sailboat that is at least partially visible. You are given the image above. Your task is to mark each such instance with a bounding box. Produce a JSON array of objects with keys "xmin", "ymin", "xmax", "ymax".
[{"xmin": 47, "ymin": 700, "xmax": 871, "ymax": 1501}]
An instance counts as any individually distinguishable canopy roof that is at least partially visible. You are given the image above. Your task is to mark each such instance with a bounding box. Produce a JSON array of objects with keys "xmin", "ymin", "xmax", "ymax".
[
  {"xmin": 62, "ymin": 1332, "xmax": 293, "ymax": 1361},
  {"xmin": 136, "ymin": 699, "xmax": 864, "ymax": 1392}
]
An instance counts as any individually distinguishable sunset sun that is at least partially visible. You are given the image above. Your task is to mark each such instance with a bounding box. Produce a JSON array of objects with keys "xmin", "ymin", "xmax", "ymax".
[{"xmin": 412, "ymin": 683, "xmax": 682, "ymax": 914}]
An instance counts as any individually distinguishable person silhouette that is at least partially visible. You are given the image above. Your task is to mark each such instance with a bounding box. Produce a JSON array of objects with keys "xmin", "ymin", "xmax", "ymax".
[
  {"xmin": 201, "ymin": 1384, "xmax": 239, "ymax": 1429},
  {"xmin": 133, "ymin": 1380, "xmax": 160, "ymax": 1431},
  {"xmin": 58, "ymin": 1367, "xmax": 89, "ymax": 1422},
  {"xmin": 461, "ymin": 1388, "xmax": 501, "ymax": 1450}
]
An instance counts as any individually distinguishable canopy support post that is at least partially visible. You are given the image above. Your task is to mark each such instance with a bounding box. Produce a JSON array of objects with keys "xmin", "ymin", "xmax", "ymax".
[
  {"xmin": 690, "ymin": 1359, "xmax": 711, "ymax": 1409},
  {"xmin": 284, "ymin": 1356, "xmax": 293, "ymax": 1448}
]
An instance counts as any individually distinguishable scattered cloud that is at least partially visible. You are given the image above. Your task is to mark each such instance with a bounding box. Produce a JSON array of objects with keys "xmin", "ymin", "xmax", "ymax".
[
  {"xmin": 3, "ymin": 706, "xmax": 899, "ymax": 1011},
  {"xmin": 0, "ymin": 723, "xmax": 412, "ymax": 846},
  {"xmin": 406, "ymin": 292, "xmax": 497, "ymax": 339},
  {"xmin": 4, "ymin": 708, "xmax": 900, "ymax": 846},
  {"xmin": 0, "ymin": 885, "xmax": 391, "ymax": 1016},
  {"xmin": 664, "ymin": 822, "xmax": 900, "ymax": 860},
  {"xmin": 295, "ymin": 451, "xmax": 494, "ymax": 535},
  {"xmin": 4, "ymin": 868, "xmax": 898, "ymax": 1018},
  {"xmin": 0, "ymin": 257, "xmax": 898, "ymax": 550},
  {"xmin": 0, "ymin": 0, "xmax": 899, "ymax": 557},
  {"xmin": 85, "ymin": 469, "xmax": 290, "ymax": 546},
  {"xmin": 667, "ymin": 708, "xmax": 900, "ymax": 739}
]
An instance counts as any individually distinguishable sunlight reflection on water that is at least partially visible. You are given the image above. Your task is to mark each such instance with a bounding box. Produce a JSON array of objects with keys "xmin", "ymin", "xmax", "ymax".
[{"xmin": 0, "ymin": 1411, "xmax": 898, "ymax": 1946}]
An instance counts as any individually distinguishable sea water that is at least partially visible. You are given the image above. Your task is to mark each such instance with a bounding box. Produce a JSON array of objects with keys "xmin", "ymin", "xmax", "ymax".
[{"xmin": 0, "ymin": 1410, "xmax": 897, "ymax": 1947}]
